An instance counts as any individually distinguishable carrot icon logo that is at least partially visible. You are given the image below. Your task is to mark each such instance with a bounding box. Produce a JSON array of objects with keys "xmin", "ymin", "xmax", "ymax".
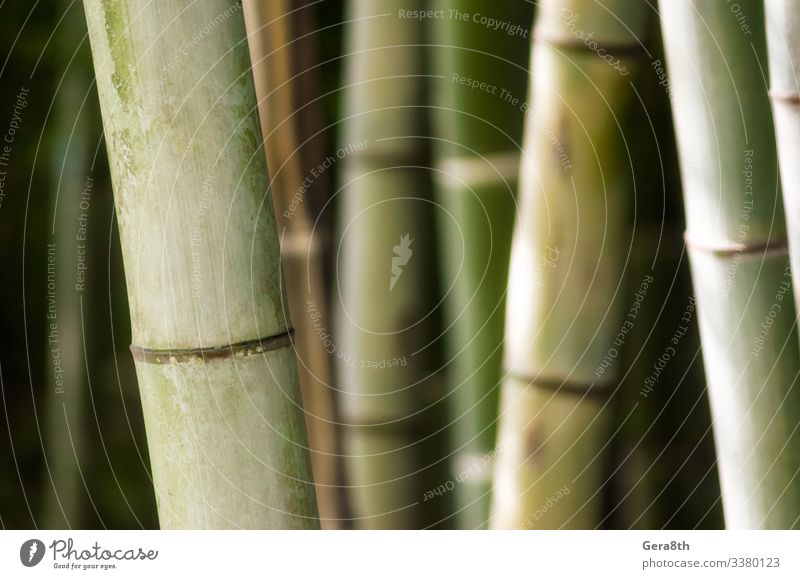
[
  {"xmin": 390, "ymin": 234, "xmax": 413, "ymax": 291},
  {"xmin": 19, "ymin": 539, "xmax": 45, "ymax": 567}
]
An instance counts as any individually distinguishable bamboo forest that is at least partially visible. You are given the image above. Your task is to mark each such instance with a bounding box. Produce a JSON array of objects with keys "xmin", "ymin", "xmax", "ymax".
[{"xmin": 3, "ymin": 0, "xmax": 800, "ymax": 534}]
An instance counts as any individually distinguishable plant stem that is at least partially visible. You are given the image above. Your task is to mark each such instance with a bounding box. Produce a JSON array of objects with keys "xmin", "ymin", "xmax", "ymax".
[
  {"xmin": 661, "ymin": 0, "xmax": 800, "ymax": 529},
  {"xmin": 335, "ymin": 0, "xmax": 444, "ymax": 529},
  {"xmin": 83, "ymin": 0, "xmax": 318, "ymax": 529},
  {"xmin": 490, "ymin": 0, "xmax": 649, "ymax": 529},
  {"xmin": 243, "ymin": 0, "xmax": 343, "ymax": 529},
  {"xmin": 767, "ymin": 2, "xmax": 800, "ymax": 309},
  {"xmin": 429, "ymin": 0, "xmax": 532, "ymax": 529}
]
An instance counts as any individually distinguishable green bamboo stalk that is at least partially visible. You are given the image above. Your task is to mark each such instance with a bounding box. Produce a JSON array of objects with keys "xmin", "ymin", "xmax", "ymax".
[
  {"xmin": 83, "ymin": 0, "xmax": 318, "ymax": 528},
  {"xmin": 429, "ymin": 0, "xmax": 532, "ymax": 529},
  {"xmin": 660, "ymin": 0, "xmax": 800, "ymax": 529},
  {"xmin": 335, "ymin": 0, "xmax": 443, "ymax": 529},
  {"xmin": 489, "ymin": 0, "xmax": 649, "ymax": 529},
  {"xmin": 42, "ymin": 3, "xmax": 93, "ymax": 527},
  {"xmin": 243, "ymin": 0, "xmax": 343, "ymax": 529}
]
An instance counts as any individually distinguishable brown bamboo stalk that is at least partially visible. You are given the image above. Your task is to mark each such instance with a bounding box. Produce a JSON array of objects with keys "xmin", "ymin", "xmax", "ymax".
[{"xmin": 243, "ymin": 0, "xmax": 343, "ymax": 529}]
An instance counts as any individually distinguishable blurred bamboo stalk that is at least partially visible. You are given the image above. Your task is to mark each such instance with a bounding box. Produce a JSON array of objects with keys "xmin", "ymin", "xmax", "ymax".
[
  {"xmin": 429, "ymin": 0, "xmax": 532, "ymax": 528},
  {"xmin": 243, "ymin": 0, "xmax": 343, "ymax": 529},
  {"xmin": 335, "ymin": 0, "xmax": 444, "ymax": 529},
  {"xmin": 661, "ymin": 0, "xmax": 800, "ymax": 528},
  {"xmin": 42, "ymin": 1, "xmax": 92, "ymax": 528},
  {"xmin": 490, "ymin": 0, "xmax": 649, "ymax": 529},
  {"xmin": 83, "ymin": 0, "xmax": 318, "ymax": 528}
]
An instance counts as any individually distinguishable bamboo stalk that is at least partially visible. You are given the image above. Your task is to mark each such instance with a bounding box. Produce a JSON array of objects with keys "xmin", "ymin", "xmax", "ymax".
[
  {"xmin": 660, "ymin": 0, "xmax": 800, "ymax": 529},
  {"xmin": 242, "ymin": 0, "xmax": 343, "ymax": 529},
  {"xmin": 42, "ymin": 3, "xmax": 92, "ymax": 526},
  {"xmin": 489, "ymin": 0, "xmax": 649, "ymax": 529},
  {"xmin": 429, "ymin": 0, "xmax": 532, "ymax": 529},
  {"xmin": 83, "ymin": 0, "xmax": 318, "ymax": 528},
  {"xmin": 767, "ymin": 2, "xmax": 800, "ymax": 308},
  {"xmin": 335, "ymin": 0, "xmax": 444, "ymax": 529}
]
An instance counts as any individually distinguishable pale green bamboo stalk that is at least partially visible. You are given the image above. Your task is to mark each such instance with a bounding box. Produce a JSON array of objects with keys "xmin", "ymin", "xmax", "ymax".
[
  {"xmin": 429, "ymin": 0, "xmax": 532, "ymax": 529},
  {"xmin": 83, "ymin": 0, "xmax": 318, "ymax": 529},
  {"xmin": 490, "ymin": 0, "xmax": 649, "ymax": 529},
  {"xmin": 767, "ymin": 2, "xmax": 800, "ymax": 308},
  {"xmin": 243, "ymin": 0, "xmax": 343, "ymax": 529},
  {"xmin": 661, "ymin": 0, "xmax": 800, "ymax": 529},
  {"xmin": 336, "ymin": 0, "xmax": 444, "ymax": 529}
]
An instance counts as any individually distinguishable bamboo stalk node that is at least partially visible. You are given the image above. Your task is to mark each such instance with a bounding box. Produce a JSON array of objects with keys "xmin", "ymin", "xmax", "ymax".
[
  {"xmin": 507, "ymin": 371, "xmax": 614, "ymax": 399},
  {"xmin": 769, "ymin": 89, "xmax": 800, "ymax": 105},
  {"xmin": 342, "ymin": 415, "xmax": 427, "ymax": 431},
  {"xmin": 434, "ymin": 150, "xmax": 520, "ymax": 188},
  {"xmin": 342, "ymin": 141, "xmax": 429, "ymax": 168},
  {"xmin": 683, "ymin": 231, "xmax": 788, "ymax": 257},
  {"xmin": 533, "ymin": 29, "xmax": 645, "ymax": 57},
  {"xmin": 129, "ymin": 329, "xmax": 295, "ymax": 364},
  {"xmin": 279, "ymin": 229, "xmax": 323, "ymax": 255}
]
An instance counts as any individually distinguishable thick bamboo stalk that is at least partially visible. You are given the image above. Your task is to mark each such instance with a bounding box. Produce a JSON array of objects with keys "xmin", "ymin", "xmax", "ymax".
[
  {"xmin": 490, "ymin": 0, "xmax": 649, "ymax": 529},
  {"xmin": 242, "ymin": 0, "xmax": 343, "ymax": 529},
  {"xmin": 661, "ymin": 0, "xmax": 800, "ymax": 529},
  {"xmin": 335, "ymin": 0, "xmax": 444, "ymax": 529},
  {"xmin": 429, "ymin": 0, "xmax": 532, "ymax": 529},
  {"xmin": 83, "ymin": 0, "xmax": 318, "ymax": 528}
]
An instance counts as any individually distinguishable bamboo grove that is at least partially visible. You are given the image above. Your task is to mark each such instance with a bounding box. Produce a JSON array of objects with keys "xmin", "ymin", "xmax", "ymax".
[{"xmin": 10, "ymin": 0, "xmax": 797, "ymax": 529}]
